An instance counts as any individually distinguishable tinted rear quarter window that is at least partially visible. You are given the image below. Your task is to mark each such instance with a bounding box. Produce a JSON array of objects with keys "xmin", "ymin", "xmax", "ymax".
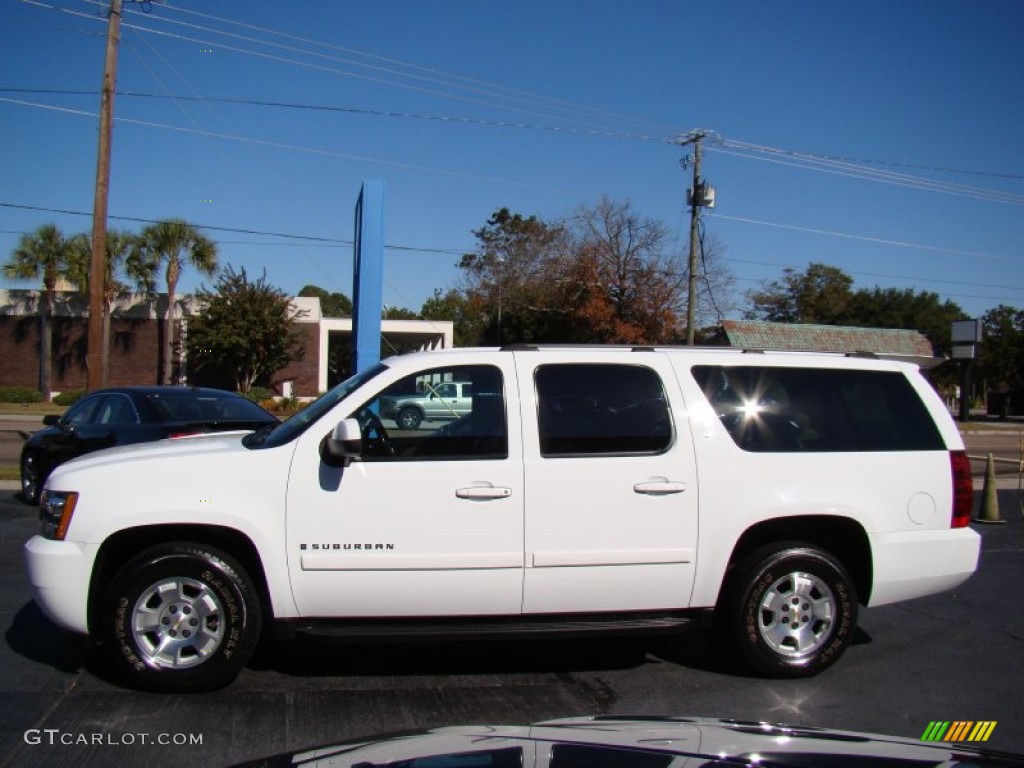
[{"xmin": 692, "ymin": 365, "xmax": 944, "ymax": 452}]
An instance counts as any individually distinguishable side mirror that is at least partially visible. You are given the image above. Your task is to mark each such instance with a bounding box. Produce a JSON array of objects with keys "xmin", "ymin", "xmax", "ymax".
[
  {"xmin": 42, "ymin": 414, "xmax": 61, "ymax": 427},
  {"xmin": 320, "ymin": 418, "xmax": 362, "ymax": 467}
]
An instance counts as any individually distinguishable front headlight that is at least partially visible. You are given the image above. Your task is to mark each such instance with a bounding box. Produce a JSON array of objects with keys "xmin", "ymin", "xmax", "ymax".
[{"xmin": 40, "ymin": 490, "xmax": 79, "ymax": 541}]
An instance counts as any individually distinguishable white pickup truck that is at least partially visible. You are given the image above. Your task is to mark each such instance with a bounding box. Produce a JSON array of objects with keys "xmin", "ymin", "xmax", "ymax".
[{"xmin": 25, "ymin": 345, "xmax": 980, "ymax": 691}]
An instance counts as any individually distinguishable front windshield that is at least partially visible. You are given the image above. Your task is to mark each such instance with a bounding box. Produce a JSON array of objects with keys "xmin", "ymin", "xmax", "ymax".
[{"xmin": 243, "ymin": 362, "xmax": 388, "ymax": 449}]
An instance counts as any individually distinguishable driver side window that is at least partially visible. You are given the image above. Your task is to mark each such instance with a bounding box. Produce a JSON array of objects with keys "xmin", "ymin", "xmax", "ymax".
[
  {"xmin": 349, "ymin": 364, "xmax": 507, "ymax": 461},
  {"xmin": 63, "ymin": 395, "xmax": 104, "ymax": 426}
]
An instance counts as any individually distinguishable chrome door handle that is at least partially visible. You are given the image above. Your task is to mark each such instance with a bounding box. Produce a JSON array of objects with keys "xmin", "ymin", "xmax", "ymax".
[
  {"xmin": 456, "ymin": 486, "xmax": 513, "ymax": 500},
  {"xmin": 633, "ymin": 481, "xmax": 687, "ymax": 496}
]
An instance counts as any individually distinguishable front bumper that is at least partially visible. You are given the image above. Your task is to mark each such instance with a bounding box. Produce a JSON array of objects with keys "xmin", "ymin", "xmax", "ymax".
[
  {"xmin": 24, "ymin": 535, "xmax": 97, "ymax": 634},
  {"xmin": 867, "ymin": 527, "xmax": 981, "ymax": 607}
]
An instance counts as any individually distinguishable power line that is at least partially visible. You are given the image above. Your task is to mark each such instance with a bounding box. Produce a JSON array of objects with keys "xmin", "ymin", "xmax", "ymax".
[
  {"xmin": 112, "ymin": 0, "xmax": 677, "ymax": 137},
  {"xmin": 728, "ymin": 258, "xmax": 1024, "ymax": 294},
  {"xmin": 0, "ymin": 200, "xmax": 467, "ymax": 254},
  {"xmin": 0, "ymin": 95, "xmax": 587, "ymax": 194},
  {"xmin": 0, "ymin": 88, "xmax": 664, "ymax": 142},
  {"xmin": 3, "ymin": 200, "xmax": 1020, "ymax": 306},
  {"xmin": 711, "ymin": 143, "xmax": 1024, "ymax": 206},
  {"xmin": 66, "ymin": 0, "xmax": 661, "ymax": 138},
  {"xmin": 5, "ymin": 87, "xmax": 1019, "ymax": 210},
  {"xmin": 721, "ymin": 140, "xmax": 1024, "ymax": 182},
  {"xmin": 710, "ymin": 213, "xmax": 1024, "ymax": 264},
  {"xmin": 17, "ymin": 2, "xmax": 1024, "ymax": 196}
]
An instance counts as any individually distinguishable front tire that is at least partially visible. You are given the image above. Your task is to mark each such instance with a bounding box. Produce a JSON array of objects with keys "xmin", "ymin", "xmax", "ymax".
[
  {"xmin": 724, "ymin": 543, "xmax": 857, "ymax": 678},
  {"xmin": 100, "ymin": 542, "xmax": 262, "ymax": 692},
  {"xmin": 20, "ymin": 452, "xmax": 43, "ymax": 505}
]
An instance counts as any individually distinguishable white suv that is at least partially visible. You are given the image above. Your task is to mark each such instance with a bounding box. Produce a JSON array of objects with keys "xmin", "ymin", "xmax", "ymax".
[{"xmin": 24, "ymin": 346, "xmax": 980, "ymax": 691}]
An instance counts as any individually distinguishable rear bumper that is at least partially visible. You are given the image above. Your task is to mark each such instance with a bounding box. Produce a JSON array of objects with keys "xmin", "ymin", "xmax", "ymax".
[
  {"xmin": 867, "ymin": 527, "xmax": 981, "ymax": 607},
  {"xmin": 24, "ymin": 535, "xmax": 96, "ymax": 634}
]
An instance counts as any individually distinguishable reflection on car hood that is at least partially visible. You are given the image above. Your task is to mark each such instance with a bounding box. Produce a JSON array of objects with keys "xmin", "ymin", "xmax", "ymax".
[
  {"xmin": 53, "ymin": 431, "xmax": 251, "ymax": 474},
  {"xmin": 229, "ymin": 716, "xmax": 1024, "ymax": 767}
]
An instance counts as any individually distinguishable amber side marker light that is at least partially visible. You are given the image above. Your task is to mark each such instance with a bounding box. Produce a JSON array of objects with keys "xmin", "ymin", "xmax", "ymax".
[{"xmin": 39, "ymin": 491, "xmax": 79, "ymax": 541}]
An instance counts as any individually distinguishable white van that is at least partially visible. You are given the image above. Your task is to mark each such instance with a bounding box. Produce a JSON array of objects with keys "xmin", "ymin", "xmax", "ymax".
[{"xmin": 25, "ymin": 346, "xmax": 980, "ymax": 691}]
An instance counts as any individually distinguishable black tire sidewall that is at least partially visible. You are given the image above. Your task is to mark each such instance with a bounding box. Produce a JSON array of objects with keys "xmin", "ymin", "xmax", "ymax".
[
  {"xmin": 21, "ymin": 452, "xmax": 41, "ymax": 505},
  {"xmin": 732, "ymin": 545, "xmax": 857, "ymax": 678},
  {"xmin": 398, "ymin": 407, "xmax": 421, "ymax": 429},
  {"xmin": 102, "ymin": 543, "xmax": 261, "ymax": 692}
]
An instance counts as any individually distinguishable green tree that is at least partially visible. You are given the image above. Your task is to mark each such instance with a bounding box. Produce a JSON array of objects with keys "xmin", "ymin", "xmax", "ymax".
[
  {"xmin": 421, "ymin": 288, "xmax": 487, "ymax": 347},
  {"xmin": 134, "ymin": 219, "xmax": 218, "ymax": 384},
  {"xmin": 460, "ymin": 207, "xmax": 568, "ymax": 344},
  {"xmin": 187, "ymin": 266, "xmax": 305, "ymax": 393},
  {"xmin": 298, "ymin": 284, "xmax": 352, "ymax": 317},
  {"xmin": 383, "ymin": 306, "xmax": 419, "ymax": 320},
  {"xmin": 745, "ymin": 263, "xmax": 854, "ymax": 324},
  {"xmin": 66, "ymin": 229, "xmax": 151, "ymax": 387},
  {"xmin": 2, "ymin": 224, "xmax": 78, "ymax": 399},
  {"xmin": 977, "ymin": 305, "xmax": 1024, "ymax": 395},
  {"xmin": 846, "ymin": 286, "xmax": 965, "ymax": 358}
]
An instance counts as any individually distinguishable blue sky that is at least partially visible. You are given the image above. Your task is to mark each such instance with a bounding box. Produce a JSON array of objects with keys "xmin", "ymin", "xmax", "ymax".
[{"xmin": 2, "ymin": 0, "xmax": 1022, "ymax": 322}]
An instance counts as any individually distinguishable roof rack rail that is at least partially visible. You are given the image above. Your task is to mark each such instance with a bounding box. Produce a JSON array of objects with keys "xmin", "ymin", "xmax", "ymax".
[{"xmin": 499, "ymin": 343, "xmax": 538, "ymax": 352}]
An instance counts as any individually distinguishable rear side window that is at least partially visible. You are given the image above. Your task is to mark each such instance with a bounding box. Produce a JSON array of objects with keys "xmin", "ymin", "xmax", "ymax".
[
  {"xmin": 692, "ymin": 365, "xmax": 944, "ymax": 452},
  {"xmin": 536, "ymin": 364, "xmax": 673, "ymax": 457}
]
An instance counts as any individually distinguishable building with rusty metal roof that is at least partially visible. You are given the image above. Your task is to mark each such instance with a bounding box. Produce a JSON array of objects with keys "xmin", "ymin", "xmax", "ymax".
[{"xmin": 715, "ymin": 320, "xmax": 938, "ymax": 366}]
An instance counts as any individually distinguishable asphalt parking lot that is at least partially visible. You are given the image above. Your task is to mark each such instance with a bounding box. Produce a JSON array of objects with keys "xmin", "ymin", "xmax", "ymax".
[{"xmin": 0, "ymin": 478, "xmax": 1022, "ymax": 766}]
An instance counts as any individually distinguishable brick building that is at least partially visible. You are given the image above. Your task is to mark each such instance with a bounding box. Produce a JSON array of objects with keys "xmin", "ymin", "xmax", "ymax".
[{"xmin": 0, "ymin": 290, "xmax": 453, "ymax": 399}]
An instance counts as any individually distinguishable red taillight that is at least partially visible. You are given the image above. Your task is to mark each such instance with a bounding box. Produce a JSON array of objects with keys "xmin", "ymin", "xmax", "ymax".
[
  {"xmin": 950, "ymin": 450, "xmax": 973, "ymax": 528},
  {"xmin": 169, "ymin": 429, "xmax": 201, "ymax": 439}
]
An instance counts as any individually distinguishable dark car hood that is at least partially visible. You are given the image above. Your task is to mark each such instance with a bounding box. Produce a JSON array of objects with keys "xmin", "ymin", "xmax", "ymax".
[{"xmin": 229, "ymin": 716, "xmax": 1024, "ymax": 767}]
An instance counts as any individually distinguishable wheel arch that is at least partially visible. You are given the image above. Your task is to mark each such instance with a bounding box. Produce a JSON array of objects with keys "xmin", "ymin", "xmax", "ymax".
[
  {"xmin": 88, "ymin": 524, "xmax": 272, "ymax": 634},
  {"xmin": 719, "ymin": 515, "xmax": 873, "ymax": 608}
]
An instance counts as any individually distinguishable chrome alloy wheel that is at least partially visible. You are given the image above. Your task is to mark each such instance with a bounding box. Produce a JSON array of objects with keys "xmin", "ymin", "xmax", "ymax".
[
  {"xmin": 131, "ymin": 577, "xmax": 225, "ymax": 669},
  {"xmin": 756, "ymin": 570, "xmax": 836, "ymax": 659}
]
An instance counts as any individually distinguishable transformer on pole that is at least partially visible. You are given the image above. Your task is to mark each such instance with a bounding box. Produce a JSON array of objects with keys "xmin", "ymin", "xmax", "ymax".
[{"xmin": 676, "ymin": 130, "xmax": 715, "ymax": 345}]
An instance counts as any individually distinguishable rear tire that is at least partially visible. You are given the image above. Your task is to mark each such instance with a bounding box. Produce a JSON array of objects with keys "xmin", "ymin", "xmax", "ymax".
[
  {"xmin": 397, "ymin": 407, "xmax": 422, "ymax": 430},
  {"xmin": 723, "ymin": 542, "xmax": 857, "ymax": 678},
  {"xmin": 100, "ymin": 542, "xmax": 262, "ymax": 692}
]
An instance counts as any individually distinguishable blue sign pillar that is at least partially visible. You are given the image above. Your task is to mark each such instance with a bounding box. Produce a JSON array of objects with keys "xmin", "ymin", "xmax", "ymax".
[{"xmin": 352, "ymin": 180, "xmax": 384, "ymax": 373}]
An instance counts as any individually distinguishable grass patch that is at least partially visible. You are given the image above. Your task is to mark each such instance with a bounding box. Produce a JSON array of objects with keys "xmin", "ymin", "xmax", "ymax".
[
  {"xmin": 0, "ymin": 465, "xmax": 19, "ymax": 482},
  {"xmin": 0, "ymin": 402, "xmax": 64, "ymax": 417}
]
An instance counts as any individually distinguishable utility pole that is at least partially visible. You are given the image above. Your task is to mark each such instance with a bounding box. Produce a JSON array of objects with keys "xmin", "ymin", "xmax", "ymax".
[
  {"xmin": 676, "ymin": 130, "xmax": 714, "ymax": 346},
  {"xmin": 87, "ymin": 0, "xmax": 123, "ymax": 390}
]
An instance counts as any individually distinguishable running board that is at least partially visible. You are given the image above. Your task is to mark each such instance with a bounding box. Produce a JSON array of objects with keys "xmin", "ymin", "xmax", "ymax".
[{"xmin": 281, "ymin": 612, "xmax": 700, "ymax": 642}]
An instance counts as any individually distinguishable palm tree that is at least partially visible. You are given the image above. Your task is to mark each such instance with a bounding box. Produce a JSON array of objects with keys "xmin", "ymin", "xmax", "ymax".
[
  {"xmin": 134, "ymin": 219, "xmax": 218, "ymax": 384},
  {"xmin": 2, "ymin": 224, "xmax": 77, "ymax": 400},
  {"xmin": 66, "ymin": 229, "xmax": 152, "ymax": 387}
]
